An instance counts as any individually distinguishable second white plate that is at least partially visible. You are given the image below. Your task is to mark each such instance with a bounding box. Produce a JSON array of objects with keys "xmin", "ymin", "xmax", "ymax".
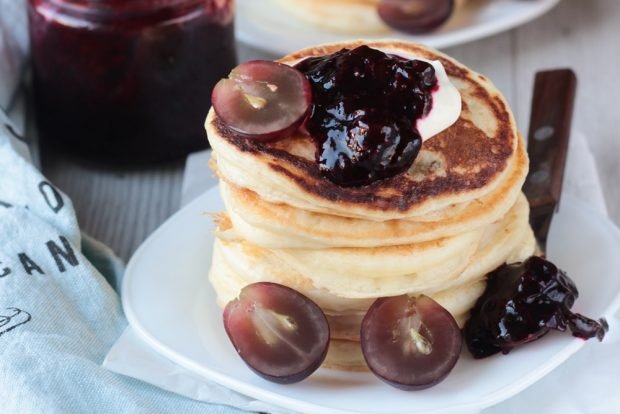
[
  {"xmin": 236, "ymin": 0, "xmax": 561, "ymax": 55},
  {"xmin": 123, "ymin": 186, "xmax": 620, "ymax": 414}
]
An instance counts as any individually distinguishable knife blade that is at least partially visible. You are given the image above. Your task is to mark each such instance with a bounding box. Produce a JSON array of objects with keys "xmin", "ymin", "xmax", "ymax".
[{"xmin": 523, "ymin": 69, "xmax": 577, "ymax": 252}]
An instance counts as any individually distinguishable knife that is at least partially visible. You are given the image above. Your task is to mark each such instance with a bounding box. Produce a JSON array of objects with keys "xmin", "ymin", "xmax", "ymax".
[{"xmin": 523, "ymin": 69, "xmax": 577, "ymax": 252}]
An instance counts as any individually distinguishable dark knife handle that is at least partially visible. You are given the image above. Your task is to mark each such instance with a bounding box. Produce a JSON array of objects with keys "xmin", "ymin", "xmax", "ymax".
[{"xmin": 523, "ymin": 69, "xmax": 577, "ymax": 251}]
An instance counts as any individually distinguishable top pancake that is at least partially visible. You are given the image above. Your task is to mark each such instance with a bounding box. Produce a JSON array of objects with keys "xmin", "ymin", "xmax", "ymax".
[{"xmin": 207, "ymin": 40, "xmax": 521, "ymax": 221}]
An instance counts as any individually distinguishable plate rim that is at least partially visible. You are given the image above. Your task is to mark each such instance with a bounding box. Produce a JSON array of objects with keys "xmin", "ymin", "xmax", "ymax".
[{"xmin": 122, "ymin": 186, "xmax": 620, "ymax": 414}]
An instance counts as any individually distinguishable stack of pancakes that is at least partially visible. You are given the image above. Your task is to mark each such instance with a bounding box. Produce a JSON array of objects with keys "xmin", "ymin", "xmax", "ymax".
[
  {"xmin": 271, "ymin": 0, "xmax": 470, "ymax": 34},
  {"xmin": 206, "ymin": 41, "xmax": 535, "ymax": 371}
]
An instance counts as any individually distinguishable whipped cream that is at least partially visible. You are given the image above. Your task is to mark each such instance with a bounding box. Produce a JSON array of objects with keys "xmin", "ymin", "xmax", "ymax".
[
  {"xmin": 418, "ymin": 59, "xmax": 462, "ymax": 141},
  {"xmin": 379, "ymin": 49, "xmax": 462, "ymax": 142}
]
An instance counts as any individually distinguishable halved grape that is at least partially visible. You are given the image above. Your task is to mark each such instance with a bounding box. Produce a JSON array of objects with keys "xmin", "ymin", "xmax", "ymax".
[
  {"xmin": 223, "ymin": 282, "xmax": 329, "ymax": 384},
  {"xmin": 360, "ymin": 295, "xmax": 462, "ymax": 390},
  {"xmin": 378, "ymin": 0, "xmax": 455, "ymax": 34},
  {"xmin": 211, "ymin": 60, "xmax": 312, "ymax": 141}
]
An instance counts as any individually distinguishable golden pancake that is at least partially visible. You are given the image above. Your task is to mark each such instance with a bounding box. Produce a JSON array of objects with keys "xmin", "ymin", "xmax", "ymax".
[
  {"xmin": 209, "ymin": 193, "xmax": 534, "ymax": 305},
  {"xmin": 271, "ymin": 0, "xmax": 472, "ymax": 35},
  {"xmin": 211, "ymin": 193, "xmax": 532, "ymax": 297},
  {"xmin": 216, "ymin": 133, "xmax": 527, "ymax": 249},
  {"xmin": 207, "ymin": 40, "xmax": 521, "ymax": 221},
  {"xmin": 272, "ymin": 0, "xmax": 389, "ymax": 35},
  {"xmin": 208, "ymin": 204, "xmax": 535, "ymax": 370},
  {"xmin": 324, "ymin": 311, "xmax": 468, "ymax": 371},
  {"xmin": 324, "ymin": 339, "xmax": 368, "ymax": 371}
]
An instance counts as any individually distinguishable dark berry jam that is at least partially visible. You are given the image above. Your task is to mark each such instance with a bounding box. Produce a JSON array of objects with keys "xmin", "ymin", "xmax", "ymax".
[
  {"xmin": 295, "ymin": 45, "xmax": 437, "ymax": 187},
  {"xmin": 28, "ymin": 0, "xmax": 236, "ymax": 163},
  {"xmin": 465, "ymin": 256, "xmax": 608, "ymax": 359}
]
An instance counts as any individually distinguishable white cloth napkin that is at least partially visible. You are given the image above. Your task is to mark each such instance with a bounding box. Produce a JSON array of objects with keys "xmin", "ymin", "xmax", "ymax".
[
  {"xmin": 104, "ymin": 130, "xmax": 620, "ymax": 414},
  {"xmin": 0, "ymin": 125, "xmax": 256, "ymax": 413},
  {"xmin": 0, "ymin": 2, "xmax": 247, "ymax": 411}
]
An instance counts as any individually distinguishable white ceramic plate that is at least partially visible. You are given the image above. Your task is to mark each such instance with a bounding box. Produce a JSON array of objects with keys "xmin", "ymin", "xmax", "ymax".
[
  {"xmin": 123, "ymin": 186, "xmax": 620, "ymax": 414},
  {"xmin": 236, "ymin": 0, "xmax": 561, "ymax": 56}
]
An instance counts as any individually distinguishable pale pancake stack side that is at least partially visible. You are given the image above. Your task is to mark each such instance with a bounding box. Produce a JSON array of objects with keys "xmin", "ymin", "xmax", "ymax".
[
  {"xmin": 206, "ymin": 41, "xmax": 535, "ymax": 371},
  {"xmin": 271, "ymin": 0, "xmax": 471, "ymax": 35}
]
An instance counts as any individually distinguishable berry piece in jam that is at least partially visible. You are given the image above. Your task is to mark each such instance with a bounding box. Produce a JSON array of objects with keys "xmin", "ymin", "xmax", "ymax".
[
  {"xmin": 465, "ymin": 256, "xmax": 608, "ymax": 359},
  {"xmin": 295, "ymin": 46, "xmax": 437, "ymax": 187}
]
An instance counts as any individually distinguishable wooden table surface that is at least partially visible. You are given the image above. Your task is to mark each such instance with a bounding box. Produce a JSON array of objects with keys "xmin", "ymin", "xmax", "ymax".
[{"xmin": 41, "ymin": 0, "xmax": 620, "ymax": 262}]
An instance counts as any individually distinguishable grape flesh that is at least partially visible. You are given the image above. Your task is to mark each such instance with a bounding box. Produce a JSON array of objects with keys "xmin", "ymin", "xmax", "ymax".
[
  {"xmin": 211, "ymin": 60, "xmax": 312, "ymax": 141},
  {"xmin": 360, "ymin": 295, "xmax": 462, "ymax": 390},
  {"xmin": 223, "ymin": 282, "xmax": 330, "ymax": 384}
]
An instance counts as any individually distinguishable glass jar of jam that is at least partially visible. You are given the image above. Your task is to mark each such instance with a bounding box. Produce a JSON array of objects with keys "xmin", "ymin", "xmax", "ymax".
[{"xmin": 28, "ymin": 0, "xmax": 236, "ymax": 162}]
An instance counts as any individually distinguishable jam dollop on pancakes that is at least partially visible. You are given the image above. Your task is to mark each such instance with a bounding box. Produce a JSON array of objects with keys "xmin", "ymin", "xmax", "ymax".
[{"xmin": 296, "ymin": 45, "xmax": 437, "ymax": 186}]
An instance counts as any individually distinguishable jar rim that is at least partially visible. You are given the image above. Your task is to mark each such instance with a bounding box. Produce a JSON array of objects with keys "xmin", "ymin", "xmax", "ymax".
[
  {"xmin": 35, "ymin": 0, "xmax": 233, "ymax": 25},
  {"xmin": 46, "ymin": 0, "xmax": 208, "ymax": 13}
]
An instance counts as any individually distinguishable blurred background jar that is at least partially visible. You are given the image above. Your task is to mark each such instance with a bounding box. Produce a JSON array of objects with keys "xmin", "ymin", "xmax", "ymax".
[{"xmin": 28, "ymin": 0, "xmax": 236, "ymax": 163}]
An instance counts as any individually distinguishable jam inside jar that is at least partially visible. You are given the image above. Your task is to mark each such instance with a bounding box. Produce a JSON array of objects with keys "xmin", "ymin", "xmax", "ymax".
[{"xmin": 28, "ymin": 0, "xmax": 237, "ymax": 162}]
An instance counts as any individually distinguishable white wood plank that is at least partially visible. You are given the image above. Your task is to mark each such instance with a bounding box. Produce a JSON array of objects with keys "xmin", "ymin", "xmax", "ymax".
[
  {"xmin": 513, "ymin": 0, "xmax": 620, "ymax": 225},
  {"xmin": 444, "ymin": 30, "xmax": 516, "ymax": 109}
]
